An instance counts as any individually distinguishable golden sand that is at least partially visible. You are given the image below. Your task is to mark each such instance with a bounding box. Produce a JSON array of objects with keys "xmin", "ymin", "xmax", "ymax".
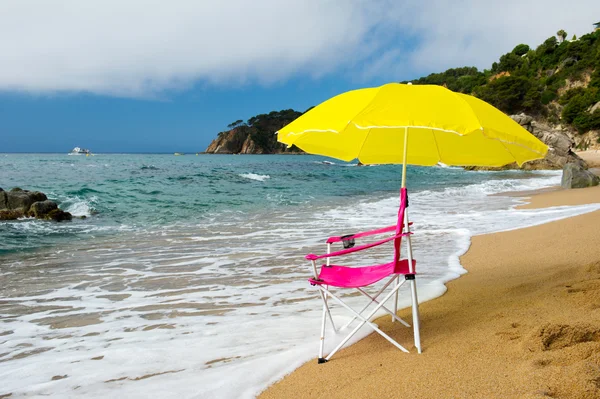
[{"xmin": 260, "ymin": 186, "xmax": 600, "ymax": 399}]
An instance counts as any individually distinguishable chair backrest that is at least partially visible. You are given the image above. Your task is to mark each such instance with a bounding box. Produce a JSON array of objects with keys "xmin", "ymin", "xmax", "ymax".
[{"xmin": 393, "ymin": 188, "xmax": 408, "ymax": 267}]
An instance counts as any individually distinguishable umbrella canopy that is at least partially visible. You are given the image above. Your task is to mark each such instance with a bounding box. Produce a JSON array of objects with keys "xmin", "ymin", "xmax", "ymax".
[{"xmin": 277, "ymin": 83, "xmax": 548, "ymax": 168}]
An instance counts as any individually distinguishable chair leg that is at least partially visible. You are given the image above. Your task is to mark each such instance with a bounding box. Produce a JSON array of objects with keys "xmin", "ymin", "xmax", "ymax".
[
  {"xmin": 318, "ymin": 290, "xmax": 328, "ymax": 362},
  {"xmin": 318, "ymin": 282, "xmax": 409, "ymax": 361},
  {"xmin": 393, "ymin": 275, "xmax": 400, "ymax": 322},
  {"xmin": 403, "ymin": 208, "xmax": 422, "ymax": 353},
  {"xmin": 409, "ymin": 278, "xmax": 422, "ymax": 353}
]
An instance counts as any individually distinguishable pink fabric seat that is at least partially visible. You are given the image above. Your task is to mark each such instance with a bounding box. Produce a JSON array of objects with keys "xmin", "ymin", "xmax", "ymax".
[{"xmin": 309, "ymin": 259, "xmax": 416, "ymax": 288}]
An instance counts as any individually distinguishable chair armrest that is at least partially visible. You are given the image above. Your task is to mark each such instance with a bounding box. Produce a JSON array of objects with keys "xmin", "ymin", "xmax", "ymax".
[
  {"xmin": 326, "ymin": 222, "xmax": 413, "ymax": 244},
  {"xmin": 307, "ymin": 232, "xmax": 412, "ymax": 261}
]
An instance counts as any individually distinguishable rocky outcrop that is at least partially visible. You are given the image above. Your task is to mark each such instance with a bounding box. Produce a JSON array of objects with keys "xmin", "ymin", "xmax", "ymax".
[
  {"xmin": 205, "ymin": 109, "xmax": 304, "ymax": 154},
  {"xmin": 574, "ymin": 130, "xmax": 600, "ymax": 151},
  {"xmin": 205, "ymin": 127, "xmax": 251, "ymax": 154},
  {"xmin": 0, "ymin": 188, "xmax": 72, "ymax": 221},
  {"xmin": 466, "ymin": 114, "xmax": 586, "ymax": 171},
  {"xmin": 240, "ymin": 135, "xmax": 262, "ymax": 154},
  {"xmin": 561, "ymin": 163, "xmax": 600, "ymax": 189},
  {"xmin": 512, "ymin": 114, "xmax": 586, "ymax": 169}
]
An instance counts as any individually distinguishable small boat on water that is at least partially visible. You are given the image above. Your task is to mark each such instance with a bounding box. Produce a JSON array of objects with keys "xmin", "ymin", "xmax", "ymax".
[
  {"xmin": 68, "ymin": 147, "xmax": 92, "ymax": 156},
  {"xmin": 174, "ymin": 152, "xmax": 185, "ymax": 156}
]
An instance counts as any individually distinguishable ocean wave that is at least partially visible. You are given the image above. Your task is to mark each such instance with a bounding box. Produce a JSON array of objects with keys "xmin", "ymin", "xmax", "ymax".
[
  {"xmin": 239, "ymin": 173, "xmax": 270, "ymax": 182},
  {"xmin": 60, "ymin": 195, "xmax": 98, "ymax": 217}
]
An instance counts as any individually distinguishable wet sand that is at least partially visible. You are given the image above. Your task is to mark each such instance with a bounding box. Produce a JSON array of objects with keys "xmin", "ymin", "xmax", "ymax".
[{"xmin": 260, "ymin": 185, "xmax": 600, "ymax": 399}]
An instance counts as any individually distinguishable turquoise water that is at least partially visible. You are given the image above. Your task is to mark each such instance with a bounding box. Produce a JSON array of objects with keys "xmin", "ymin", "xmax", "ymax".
[{"xmin": 1, "ymin": 153, "xmax": 544, "ymax": 254}]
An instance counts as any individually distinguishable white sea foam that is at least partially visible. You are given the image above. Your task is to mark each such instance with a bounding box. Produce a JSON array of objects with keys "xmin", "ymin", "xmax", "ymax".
[
  {"xmin": 2, "ymin": 170, "xmax": 600, "ymax": 399},
  {"xmin": 61, "ymin": 195, "xmax": 97, "ymax": 217},
  {"xmin": 239, "ymin": 173, "xmax": 270, "ymax": 182}
]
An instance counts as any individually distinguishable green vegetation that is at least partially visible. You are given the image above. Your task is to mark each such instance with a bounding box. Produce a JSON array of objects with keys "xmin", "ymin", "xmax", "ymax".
[{"xmin": 407, "ymin": 29, "xmax": 600, "ymax": 134}]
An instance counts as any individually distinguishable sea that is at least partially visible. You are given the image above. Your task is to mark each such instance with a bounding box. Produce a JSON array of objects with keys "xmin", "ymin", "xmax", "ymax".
[{"xmin": 2, "ymin": 153, "xmax": 600, "ymax": 398}]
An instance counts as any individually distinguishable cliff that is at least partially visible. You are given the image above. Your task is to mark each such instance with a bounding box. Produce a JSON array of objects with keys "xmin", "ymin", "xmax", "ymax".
[{"xmin": 205, "ymin": 109, "xmax": 304, "ymax": 154}]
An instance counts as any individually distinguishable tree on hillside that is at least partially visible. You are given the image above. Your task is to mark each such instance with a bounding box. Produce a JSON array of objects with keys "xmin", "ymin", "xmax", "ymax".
[
  {"xmin": 227, "ymin": 120, "xmax": 244, "ymax": 129},
  {"xmin": 513, "ymin": 44, "xmax": 530, "ymax": 56},
  {"xmin": 557, "ymin": 29, "xmax": 567, "ymax": 43}
]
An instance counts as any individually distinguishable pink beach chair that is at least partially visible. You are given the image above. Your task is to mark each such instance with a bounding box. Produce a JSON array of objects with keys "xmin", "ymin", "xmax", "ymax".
[{"xmin": 306, "ymin": 188, "xmax": 421, "ymax": 363}]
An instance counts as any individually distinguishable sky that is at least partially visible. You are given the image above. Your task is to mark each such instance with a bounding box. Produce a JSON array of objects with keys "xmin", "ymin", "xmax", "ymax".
[{"xmin": 1, "ymin": 0, "xmax": 599, "ymax": 153}]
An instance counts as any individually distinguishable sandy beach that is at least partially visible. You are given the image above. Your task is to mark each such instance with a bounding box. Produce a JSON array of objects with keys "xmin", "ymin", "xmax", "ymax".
[{"xmin": 260, "ymin": 185, "xmax": 600, "ymax": 399}]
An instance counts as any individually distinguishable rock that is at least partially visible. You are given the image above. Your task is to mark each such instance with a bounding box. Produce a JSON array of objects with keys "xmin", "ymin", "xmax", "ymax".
[
  {"xmin": 573, "ymin": 130, "xmax": 600, "ymax": 151},
  {"xmin": 0, "ymin": 189, "xmax": 7, "ymax": 210},
  {"xmin": 6, "ymin": 190, "xmax": 33, "ymax": 213},
  {"xmin": 29, "ymin": 191, "xmax": 47, "ymax": 202},
  {"xmin": 511, "ymin": 114, "xmax": 534, "ymax": 127},
  {"xmin": 28, "ymin": 200, "xmax": 58, "ymax": 218},
  {"xmin": 240, "ymin": 135, "xmax": 263, "ymax": 154},
  {"xmin": 467, "ymin": 114, "xmax": 585, "ymax": 171},
  {"xmin": 205, "ymin": 127, "xmax": 250, "ymax": 154},
  {"xmin": 561, "ymin": 163, "xmax": 600, "ymax": 189},
  {"xmin": 590, "ymin": 101, "xmax": 600, "ymax": 114},
  {"xmin": 0, "ymin": 188, "xmax": 73, "ymax": 222},
  {"xmin": 46, "ymin": 208, "xmax": 72, "ymax": 222},
  {"xmin": 0, "ymin": 210, "xmax": 24, "ymax": 220},
  {"xmin": 513, "ymin": 114, "xmax": 586, "ymax": 169}
]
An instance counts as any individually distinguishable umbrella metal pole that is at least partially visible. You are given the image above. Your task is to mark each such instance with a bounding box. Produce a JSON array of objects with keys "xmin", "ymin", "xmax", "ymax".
[
  {"xmin": 394, "ymin": 126, "xmax": 410, "ymax": 321},
  {"xmin": 400, "ymin": 126, "xmax": 422, "ymax": 353}
]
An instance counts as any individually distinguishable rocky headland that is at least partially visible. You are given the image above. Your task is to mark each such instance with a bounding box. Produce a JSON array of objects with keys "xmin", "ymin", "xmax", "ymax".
[
  {"xmin": 0, "ymin": 188, "xmax": 72, "ymax": 221},
  {"xmin": 204, "ymin": 109, "xmax": 304, "ymax": 155}
]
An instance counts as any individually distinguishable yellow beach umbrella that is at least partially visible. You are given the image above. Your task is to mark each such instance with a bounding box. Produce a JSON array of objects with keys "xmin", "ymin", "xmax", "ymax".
[
  {"xmin": 278, "ymin": 83, "xmax": 549, "ymax": 354},
  {"xmin": 278, "ymin": 83, "xmax": 548, "ymax": 187}
]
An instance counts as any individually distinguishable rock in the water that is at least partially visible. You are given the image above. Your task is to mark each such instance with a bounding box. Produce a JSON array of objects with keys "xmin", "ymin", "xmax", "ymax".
[
  {"xmin": 29, "ymin": 191, "xmax": 48, "ymax": 203},
  {"xmin": 28, "ymin": 200, "xmax": 58, "ymax": 218},
  {"xmin": 6, "ymin": 190, "xmax": 34, "ymax": 212},
  {"xmin": 0, "ymin": 189, "xmax": 7, "ymax": 210},
  {"xmin": 1, "ymin": 188, "xmax": 73, "ymax": 222},
  {"xmin": 0, "ymin": 209, "xmax": 24, "ymax": 220},
  {"xmin": 46, "ymin": 208, "xmax": 72, "ymax": 222},
  {"xmin": 561, "ymin": 163, "xmax": 600, "ymax": 189}
]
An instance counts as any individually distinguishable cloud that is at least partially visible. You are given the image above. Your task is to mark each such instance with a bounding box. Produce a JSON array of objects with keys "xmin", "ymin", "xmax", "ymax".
[{"xmin": 1, "ymin": 0, "xmax": 599, "ymax": 97}]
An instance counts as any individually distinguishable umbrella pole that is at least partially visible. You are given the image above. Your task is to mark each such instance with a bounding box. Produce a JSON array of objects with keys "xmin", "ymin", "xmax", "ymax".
[
  {"xmin": 400, "ymin": 127, "xmax": 422, "ymax": 353},
  {"xmin": 394, "ymin": 126, "xmax": 410, "ymax": 319}
]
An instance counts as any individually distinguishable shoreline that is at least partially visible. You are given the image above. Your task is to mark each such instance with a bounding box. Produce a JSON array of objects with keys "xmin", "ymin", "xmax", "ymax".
[{"xmin": 260, "ymin": 184, "xmax": 600, "ymax": 399}]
